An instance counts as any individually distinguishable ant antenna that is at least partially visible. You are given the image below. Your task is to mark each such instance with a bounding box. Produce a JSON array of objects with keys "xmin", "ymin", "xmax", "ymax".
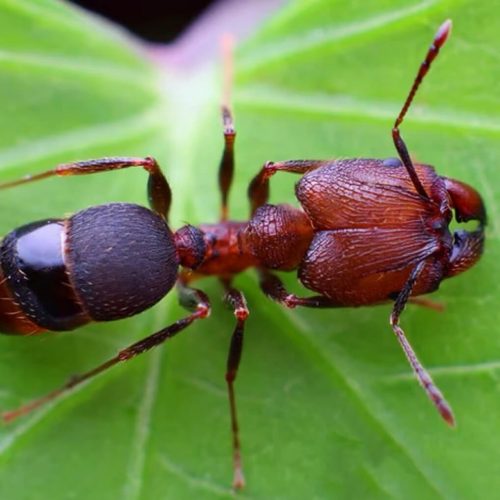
[{"xmin": 392, "ymin": 19, "xmax": 452, "ymax": 199}]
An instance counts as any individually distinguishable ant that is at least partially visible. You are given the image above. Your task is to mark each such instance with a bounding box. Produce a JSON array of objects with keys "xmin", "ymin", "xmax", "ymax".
[{"xmin": 0, "ymin": 20, "xmax": 486, "ymax": 489}]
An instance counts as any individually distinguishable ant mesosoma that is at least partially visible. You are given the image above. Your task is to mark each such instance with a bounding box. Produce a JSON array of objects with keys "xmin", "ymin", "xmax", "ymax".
[{"xmin": 0, "ymin": 20, "xmax": 486, "ymax": 489}]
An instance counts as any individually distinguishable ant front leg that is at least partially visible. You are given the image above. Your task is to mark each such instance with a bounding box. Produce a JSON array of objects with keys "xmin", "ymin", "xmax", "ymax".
[
  {"xmin": 0, "ymin": 157, "xmax": 172, "ymax": 220},
  {"xmin": 259, "ymin": 270, "xmax": 338, "ymax": 308},
  {"xmin": 261, "ymin": 268, "xmax": 455, "ymax": 426},
  {"xmin": 408, "ymin": 297, "xmax": 445, "ymax": 312},
  {"xmin": 2, "ymin": 286, "xmax": 210, "ymax": 423},
  {"xmin": 221, "ymin": 280, "xmax": 249, "ymax": 490},
  {"xmin": 392, "ymin": 20, "xmax": 452, "ymax": 199},
  {"xmin": 390, "ymin": 261, "xmax": 454, "ymax": 426},
  {"xmin": 248, "ymin": 160, "xmax": 325, "ymax": 216}
]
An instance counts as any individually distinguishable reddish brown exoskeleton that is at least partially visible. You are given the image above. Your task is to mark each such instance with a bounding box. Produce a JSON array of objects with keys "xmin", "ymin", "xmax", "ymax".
[{"xmin": 0, "ymin": 21, "xmax": 485, "ymax": 489}]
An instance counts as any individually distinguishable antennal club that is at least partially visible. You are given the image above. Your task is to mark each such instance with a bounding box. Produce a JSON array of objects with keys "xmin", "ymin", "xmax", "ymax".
[{"xmin": 392, "ymin": 19, "xmax": 453, "ymax": 199}]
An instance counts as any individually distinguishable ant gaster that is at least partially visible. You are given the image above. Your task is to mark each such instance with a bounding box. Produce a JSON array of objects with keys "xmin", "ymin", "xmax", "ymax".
[{"xmin": 0, "ymin": 21, "xmax": 486, "ymax": 489}]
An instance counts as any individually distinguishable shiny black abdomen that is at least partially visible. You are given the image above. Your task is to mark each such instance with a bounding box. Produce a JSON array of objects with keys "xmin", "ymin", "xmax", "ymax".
[
  {"xmin": 0, "ymin": 220, "xmax": 88, "ymax": 331},
  {"xmin": 0, "ymin": 203, "xmax": 180, "ymax": 333}
]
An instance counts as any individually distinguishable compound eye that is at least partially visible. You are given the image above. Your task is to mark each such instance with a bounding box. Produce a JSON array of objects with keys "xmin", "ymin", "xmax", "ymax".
[
  {"xmin": 430, "ymin": 218, "xmax": 447, "ymax": 233},
  {"xmin": 383, "ymin": 157, "xmax": 403, "ymax": 168}
]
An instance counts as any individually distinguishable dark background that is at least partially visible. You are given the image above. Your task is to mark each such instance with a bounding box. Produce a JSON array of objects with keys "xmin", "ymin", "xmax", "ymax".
[{"xmin": 71, "ymin": 0, "xmax": 215, "ymax": 41}]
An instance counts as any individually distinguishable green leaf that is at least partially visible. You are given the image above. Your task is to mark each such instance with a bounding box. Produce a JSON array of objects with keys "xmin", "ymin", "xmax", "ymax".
[{"xmin": 0, "ymin": 1, "xmax": 498, "ymax": 499}]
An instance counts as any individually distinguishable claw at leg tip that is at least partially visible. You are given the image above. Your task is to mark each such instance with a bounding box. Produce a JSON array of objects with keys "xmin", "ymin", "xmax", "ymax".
[
  {"xmin": 439, "ymin": 403, "xmax": 456, "ymax": 428},
  {"xmin": 233, "ymin": 470, "xmax": 245, "ymax": 491},
  {"xmin": 2, "ymin": 412, "xmax": 15, "ymax": 424}
]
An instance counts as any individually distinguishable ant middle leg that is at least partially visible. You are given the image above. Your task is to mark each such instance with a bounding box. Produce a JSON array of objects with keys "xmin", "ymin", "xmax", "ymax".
[
  {"xmin": 220, "ymin": 279, "xmax": 249, "ymax": 490},
  {"xmin": 2, "ymin": 285, "xmax": 211, "ymax": 423},
  {"xmin": 392, "ymin": 20, "xmax": 452, "ymax": 200},
  {"xmin": 0, "ymin": 156, "xmax": 172, "ymax": 220},
  {"xmin": 177, "ymin": 276, "xmax": 249, "ymax": 489}
]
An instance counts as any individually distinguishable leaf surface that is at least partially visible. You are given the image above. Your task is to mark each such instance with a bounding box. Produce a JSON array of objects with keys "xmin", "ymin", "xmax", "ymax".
[{"xmin": 0, "ymin": 1, "xmax": 498, "ymax": 499}]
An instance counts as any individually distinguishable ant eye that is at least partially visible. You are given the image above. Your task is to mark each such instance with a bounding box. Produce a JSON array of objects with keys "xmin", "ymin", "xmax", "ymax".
[
  {"xmin": 430, "ymin": 218, "xmax": 447, "ymax": 232},
  {"xmin": 383, "ymin": 157, "xmax": 402, "ymax": 168}
]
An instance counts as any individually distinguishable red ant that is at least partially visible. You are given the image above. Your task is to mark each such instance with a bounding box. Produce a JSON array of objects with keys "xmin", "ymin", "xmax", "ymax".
[{"xmin": 0, "ymin": 20, "xmax": 486, "ymax": 489}]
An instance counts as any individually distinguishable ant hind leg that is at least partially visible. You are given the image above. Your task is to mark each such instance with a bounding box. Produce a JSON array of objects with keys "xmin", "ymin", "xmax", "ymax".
[
  {"xmin": 0, "ymin": 156, "xmax": 172, "ymax": 220},
  {"xmin": 2, "ymin": 285, "xmax": 211, "ymax": 423}
]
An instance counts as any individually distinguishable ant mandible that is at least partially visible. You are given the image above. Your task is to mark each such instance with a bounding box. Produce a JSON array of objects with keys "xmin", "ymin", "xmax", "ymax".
[{"xmin": 0, "ymin": 20, "xmax": 486, "ymax": 490}]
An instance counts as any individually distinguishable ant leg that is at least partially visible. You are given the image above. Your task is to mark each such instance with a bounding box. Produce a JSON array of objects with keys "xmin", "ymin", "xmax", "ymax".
[
  {"xmin": 219, "ymin": 107, "xmax": 236, "ymax": 221},
  {"xmin": 408, "ymin": 297, "xmax": 444, "ymax": 312},
  {"xmin": 221, "ymin": 280, "xmax": 249, "ymax": 490},
  {"xmin": 261, "ymin": 270, "xmax": 444, "ymax": 311},
  {"xmin": 2, "ymin": 288, "xmax": 210, "ymax": 423},
  {"xmin": 260, "ymin": 268, "xmax": 455, "ymax": 426},
  {"xmin": 390, "ymin": 261, "xmax": 455, "ymax": 426},
  {"xmin": 248, "ymin": 160, "xmax": 325, "ymax": 216},
  {"xmin": 218, "ymin": 36, "xmax": 236, "ymax": 221},
  {"xmin": 0, "ymin": 156, "xmax": 172, "ymax": 220},
  {"xmin": 259, "ymin": 270, "xmax": 338, "ymax": 308},
  {"xmin": 392, "ymin": 20, "xmax": 452, "ymax": 199}
]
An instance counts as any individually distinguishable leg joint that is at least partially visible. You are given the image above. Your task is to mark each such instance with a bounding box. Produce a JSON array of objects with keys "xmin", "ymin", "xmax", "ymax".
[
  {"xmin": 234, "ymin": 307, "xmax": 249, "ymax": 321},
  {"xmin": 196, "ymin": 303, "xmax": 211, "ymax": 319}
]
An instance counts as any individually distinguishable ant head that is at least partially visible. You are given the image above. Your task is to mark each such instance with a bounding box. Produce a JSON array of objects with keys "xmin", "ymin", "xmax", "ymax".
[{"xmin": 442, "ymin": 177, "xmax": 486, "ymax": 278}]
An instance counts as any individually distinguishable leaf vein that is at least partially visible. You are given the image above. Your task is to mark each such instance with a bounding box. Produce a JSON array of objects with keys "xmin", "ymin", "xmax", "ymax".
[
  {"xmin": 384, "ymin": 359, "xmax": 500, "ymax": 382},
  {"xmin": 236, "ymin": 86, "xmax": 500, "ymax": 136},
  {"xmin": 0, "ymin": 50, "xmax": 154, "ymax": 89},
  {"xmin": 265, "ymin": 303, "xmax": 446, "ymax": 498},
  {"xmin": 157, "ymin": 454, "xmax": 242, "ymax": 498},
  {"xmin": 122, "ymin": 349, "xmax": 162, "ymax": 500},
  {"xmin": 238, "ymin": 0, "xmax": 440, "ymax": 72},
  {"xmin": 0, "ymin": 108, "xmax": 161, "ymax": 174}
]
